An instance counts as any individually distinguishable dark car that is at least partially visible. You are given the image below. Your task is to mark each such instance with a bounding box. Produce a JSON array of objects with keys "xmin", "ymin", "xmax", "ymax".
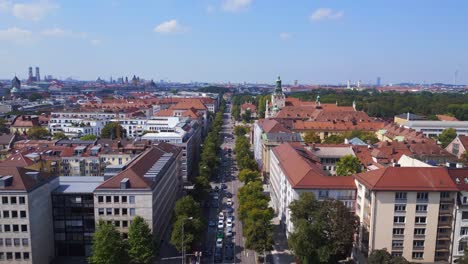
[
  {"xmin": 214, "ymin": 186, "xmax": 220, "ymax": 192},
  {"xmin": 225, "ymin": 246, "xmax": 234, "ymax": 260},
  {"xmin": 208, "ymin": 220, "xmax": 216, "ymax": 227},
  {"xmin": 225, "ymin": 192, "xmax": 233, "ymax": 198},
  {"xmin": 214, "ymin": 248, "xmax": 223, "ymax": 263},
  {"xmin": 203, "ymin": 247, "xmax": 213, "ymax": 257},
  {"xmin": 221, "ymin": 184, "xmax": 227, "ymax": 189},
  {"xmin": 226, "ymin": 207, "xmax": 234, "ymax": 213},
  {"xmin": 212, "ymin": 202, "xmax": 219, "ymax": 208}
]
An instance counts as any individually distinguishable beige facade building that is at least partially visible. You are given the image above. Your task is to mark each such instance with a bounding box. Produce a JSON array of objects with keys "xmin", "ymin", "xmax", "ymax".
[{"xmin": 354, "ymin": 167, "xmax": 458, "ymax": 263}]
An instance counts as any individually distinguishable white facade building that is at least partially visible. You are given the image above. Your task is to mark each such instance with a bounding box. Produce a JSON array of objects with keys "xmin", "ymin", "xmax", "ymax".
[{"xmin": 403, "ymin": 121, "xmax": 468, "ymax": 138}]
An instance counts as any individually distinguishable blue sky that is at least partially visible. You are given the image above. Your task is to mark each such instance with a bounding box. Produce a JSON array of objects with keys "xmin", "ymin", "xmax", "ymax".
[{"xmin": 0, "ymin": 0, "xmax": 467, "ymax": 85}]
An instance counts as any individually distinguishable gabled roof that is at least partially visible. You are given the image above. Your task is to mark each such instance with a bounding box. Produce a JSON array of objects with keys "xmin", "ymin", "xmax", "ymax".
[
  {"xmin": 458, "ymin": 135, "xmax": 468, "ymax": 149},
  {"xmin": 354, "ymin": 167, "xmax": 458, "ymax": 191},
  {"xmin": 258, "ymin": 119, "xmax": 290, "ymax": 133},
  {"xmin": 0, "ymin": 134, "xmax": 15, "ymax": 145},
  {"xmin": 0, "ymin": 153, "xmax": 35, "ymax": 167},
  {"xmin": 0, "ymin": 167, "xmax": 53, "ymax": 191},
  {"xmin": 272, "ymin": 143, "xmax": 355, "ymax": 189},
  {"xmin": 448, "ymin": 168, "xmax": 468, "ymax": 191}
]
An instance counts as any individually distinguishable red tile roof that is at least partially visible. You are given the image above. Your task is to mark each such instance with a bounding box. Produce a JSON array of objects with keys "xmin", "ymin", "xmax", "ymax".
[
  {"xmin": 272, "ymin": 143, "xmax": 355, "ymax": 189},
  {"xmin": 448, "ymin": 168, "xmax": 468, "ymax": 191},
  {"xmin": 437, "ymin": 115, "xmax": 459, "ymax": 121},
  {"xmin": 258, "ymin": 119, "xmax": 290, "ymax": 133},
  {"xmin": 354, "ymin": 167, "xmax": 458, "ymax": 191},
  {"xmin": 458, "ymin": 135, "xmax": 468, "ymax": 149},
  {"xmin": 0, "ymin": 153, "xmax": 35, "ymax": 167},
  {"xmin": 0, "ymin": 167, "xmax": 53, "ymax": 191},
  {"xmin": 241, "ymin": 103, "xmax": 257, "ymax": 112}
]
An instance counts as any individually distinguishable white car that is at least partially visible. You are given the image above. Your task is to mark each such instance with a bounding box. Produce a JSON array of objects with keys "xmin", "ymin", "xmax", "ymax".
[
  {"xmin": 226, "ymin": 218, "xmax": 233, "ymax": 228},
  {"xmin": 217, "ymin": 220, "xmax": 224, "ymax": 229},
  {"xmin": 226, "ymin": 199, "xmax": 232, "ymax": 206},
  {"xmin": 218, "ymin": 212, "xmax": 224, "ymax": 221},
  {"xmin": 216, "ymin": 238, "xmax": 223, "ymax": 248},
  {"xmin": 226, "ymin": 227, "xmax": 233, "ymax": 237}
]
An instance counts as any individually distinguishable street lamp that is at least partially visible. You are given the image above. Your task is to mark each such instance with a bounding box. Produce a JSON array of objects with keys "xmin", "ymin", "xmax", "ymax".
[{"xmin": 181, "ymin": 217, "xmax": 193, "ymax": 264}]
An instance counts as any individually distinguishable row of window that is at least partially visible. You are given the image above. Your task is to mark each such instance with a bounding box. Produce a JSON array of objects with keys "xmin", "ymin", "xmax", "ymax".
[
  {"xmin": 0, "ymin": 252, "xmax": 30, "ymax": 261},
  {"xmin": 394, "ymin": 216, "xmax": 427, "ymax": 224},
  {"xmin": 97, "ymin": 195, "xmax": 135, "ymax": 204},
  {"xmin": 391, "ymin": 251, "xmax": 424, "ymax": 259},
  {"xmin": 0, "ymin": 238, "xmax": 29, "ymax": 247},
  {"xmin": 393, "ymin": 228, "xmax": 426, "ymax": 236},
  {"xmin": 394, "ymin": 204, "xmax": 428, "ymax": 212},
  {"xmin": 395, "ymin": 192, "xmax": 450, "ymax": 202},
  {"xmin": 392, "ymin": 239, "xmax": 425, "ymax": 248},
  {"xmin": 0, "ymin": 224, "xmax": 28, "ymax": 233},
  {"xmin": 97, "ymin": 208, "xmax": 135, "ymax": 216},
  {"xmin": 0, "ymin": 196, "xmax": 26, "ymax": 205},
  {"xmin": 1, "ymin": 210, "xmax": 27, "ymax": 219}
]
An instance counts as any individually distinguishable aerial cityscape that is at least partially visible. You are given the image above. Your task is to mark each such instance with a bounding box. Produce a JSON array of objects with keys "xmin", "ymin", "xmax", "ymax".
[{"xmin": 0, "ymin": 1, "xmax": 468, "ymax": 264}]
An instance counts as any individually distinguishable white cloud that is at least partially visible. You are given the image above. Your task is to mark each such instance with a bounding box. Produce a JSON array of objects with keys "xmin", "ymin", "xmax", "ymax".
[
  {"xmin": 310, "ymin": 8, "xmax": 343, "ymax": 21},
  {"xmin": 90, "ymin": 39, "xmax": 101, "ymax": 45},
  {"xmin": 279, "ymin": 32, "xmax": 292, "ymax": 40},
  {"xmin": 222, "ymin": 0, "xmax": 252, "ymax": 12},
  {"xmin": 0, "ymin": 27, "xmax": 33, "ymax": 44},
  {"xmin": 0, "ymin": 0, "xmax": 11, "ymax": 13},
  {"xmin": 12, "ymin": 1, "xmax": 58, "ymax": 21},
  {"xmin": 40, "ymin": 28, "xmax": 87, "ymax": 38},
  {"xmin": 154, "ymin": 19, "xmax": 187, "ymax": 34}
]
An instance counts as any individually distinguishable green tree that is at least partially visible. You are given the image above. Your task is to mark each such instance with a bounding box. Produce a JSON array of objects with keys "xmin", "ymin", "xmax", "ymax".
[
  {"xmin": 27, "ymin": 126, "xmax": 50, "ymax": 139},
  {"xmin": 461, "ymin": 151, "xmax": 468, "ymax": 165},
  {"xmin": 242, "ymin": 109, "xmax": 252, "ymax": 123},
  {"xmin": 457, "ymin": 248, "xmax": 468, "ymax": 264},
  {"xmin": 101, "ymin": 122, "xmax": 126, "ymax": 139},
  {"xmin": 323, "ymin": 134, "xmax": 345, "ymax": 144},
  {"xmin": 0, "ymin": 118, "xmax": 9, "ymax": 134},
  {"xmin": 288, "ymin": 193, "xmax": 357, "ymax": 264},
  {"xmin": 174, "ymin": 196, "xmax": 201, "ymax": 219},
  {"xmin": 28, "ymin": 93, "xmax": 43, "ymax": 102},
  {"xmin": 303, "ymin": 131, "xmax": 321, "ymax": 144},
  {"xmin": 234, "ymin": 126, "xmax": 249, "ymax": 137},
  {"xmin": 238, "ymin": 169, "xmax": 260, "ymax": 184},
  {"xmin": 89, "ymin": 221, "xmax": 127, "ymax": 264},
  {"xmin": 368, "ymin": 249, "xmax": 410, "ymax": 264},
  {"xmin": 336, "ymin": 155, "xmax": 362, "ymax": 176},
  {"xmin": 232, "ymin": 104, "xmax": 241, "ymax": 121},
  {"xmin": 438, "ymin": 128, "xmax": 457, "ymax": 148},
  {"xmin": 128, "ymin": 216, "xmax": 154, "ymax": 264},
  {"xmin": 170, "ymin": 216, "xmax": 204, "ymax": 253},
  {"xmin": 80, "ymin": 134, "xmax": 98, "ymax": 141},
  {"xmin": 52, "ymin": 132, "xmax": 68, "ymax": 140},
  {"xmin": 244, "ymin": 207, "xmax": 274, "ymax": 255}
]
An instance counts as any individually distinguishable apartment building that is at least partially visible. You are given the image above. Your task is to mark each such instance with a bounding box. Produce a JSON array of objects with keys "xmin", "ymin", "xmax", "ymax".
[
  {"xmin": 0, "ymin": 167, "xmax": 58, "ymax": 264},
  {"xmin": 354, "ymin": 167, "xmax": 458, "ymax": 263},
  {"xmin": 403, "ymin": 121, "xmax": 468, "ymax": 138},
  {"xmin": 269, "ymin": 143, "xmax": 356, "ymax": 235},
  {"xmin": 48, "ymin": 117, "xmax": 108, "ymax": 138},
  {"xmin": 93, "ymin": 143, "xmax": 182, "ymax": 241},
  {"xmin": 448, "ymin": 168, "xmax": 468, "ymax": 263}
]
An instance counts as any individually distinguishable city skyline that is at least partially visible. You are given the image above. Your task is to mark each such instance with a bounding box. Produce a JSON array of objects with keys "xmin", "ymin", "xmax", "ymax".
[{"xmin": 0, "ymin": 0, "xmax": 467, "ymax": 84}]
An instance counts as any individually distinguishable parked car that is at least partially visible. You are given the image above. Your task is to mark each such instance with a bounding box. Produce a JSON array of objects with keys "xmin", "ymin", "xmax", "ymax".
[
  {"xmin": 226, "ymin": 218, "xmax": 233, "ymax": 228},
  {"xmin": 218, "ymin": 220, "xmax": 224, "ymax": 229},
  {"xmin": 209, "ymin": 220, "xmax": 216, "ymax": 227},
  {"xmin": 218, "ymin": 212, "xmax": 224, "ymax": 221},
  {"xmin": 226, "ymin": 227, "xmax": 233, "ymax": 237},
  {"xmin": 226, "ymin": 198, "xmax": 232, "ymax": 206},
  {"xmin": 216, "ymin": 238, "xmax": 223, "ymax": 248}
]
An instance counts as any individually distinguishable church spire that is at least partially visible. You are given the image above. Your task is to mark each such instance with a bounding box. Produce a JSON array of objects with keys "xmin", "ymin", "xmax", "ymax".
[{"xmin": 274, "ymin": 76, "xmax": 282, "ymax": 94}]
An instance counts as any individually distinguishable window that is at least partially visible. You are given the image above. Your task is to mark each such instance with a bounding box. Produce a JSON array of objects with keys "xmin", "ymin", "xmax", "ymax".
[
  {"xmin": 5, "ymin": 238, "xmax": 11, "ymax": 246},
  {"xmin": 6, "ymin": 252, "xmax": 12, "ymax": 260},
  {"xmin": 15, "ymin": 252, "xmax": 21, "ymax": 260},
  {"xmin": 114, "ymin": 208, "xmax": 120, "ymax": 215},
  {"xmin": 11, "ymin": 211, "xmax": 18, "ymax": 218},
  {"xmin": 2, "ymin": 196, "xmax": 8, "ymax": 204},
  {"xmin": 122, "ymin": 208, "xmax": 128, "ymax": 215},
  {"xmin": 14, "ymin": 238, "xmax": 20, "ymax": 246},
  {"xmin": 441, "ymin": 192, "xmax": 450, "ymax": 198},
  {"xmin": 98, "ymin": 196, "xmax": 104, "ymax": 203},
  {"xmin": 115, "ymin": 221, "xmax": 121, "ymax": 227},
  {"xmin": 463, "ymin": 212, "xmax": 468, "ymax": 220},
  {"xmin": 3, "ymin": 210, "xmax": 9, "ymax": 218},
  {"xmin": 415, "ymin": 217, "xmax": 426, "ymax": 224},
  {"xmin": 23, "ymin": 252, "xmax": 29, "ymax": 260},
  {"xmin": 414, "ymin": 228, "xmax": 426, "ymax": 236},
  {"xmin": 22, "ymin": 238, "xmax": 28, "ymax": 246},
  {"xmin": 416, "ymin": 205, "xmax": 427, "ymax": 212},
  {"xmin": 395, "ymin": 192, "xmax": 407, "ymax": 201},
  {"xmin": 416, "ymin": 192, "xmax": 428, "ymax": 202},
  {"xmin": 19, "ymin": 196, "xmax": 25, "ymax": 204},
  {"xmin": 114, "ymin": 196, "xmax": 119, "ymax": 203},
  {"xmin": 10, "ymin": 197, "xmax": 16, "ymax": 204},
  {"xmin": 122, "ymin": 221, "xmax": 128, "ymax": 227},
  {"xmin": 21, "ymin": 225, "xmax": 27, "ymax": 232},
  {"xmin": 392, "ymin": 252, "xmax": 403, "ymax": 257},
  {"xmin": 4, "ymin": 225, "xmax": 11, "ymax": 232},
  {"xmin": 393, "ymin": 228, "xmax": 404, "ymax": 235},
  {"xmin": 12, "ymin": 225, "xmax": 19, "ymax": 232},
  {"xmin": 129, "ymin": 196, "xmax": 135, "ymax": 204},
  {"xmin": 98, "ymin": 208, "xmax": 104, "ymax": 215},
  {"xmin": 413, "ymin": 240, "xmax": 424, "ymax": 248},
  {"xmin": 0, "ymin": 253, "xmax": 3, "ymax": 260},
  {"xmin": 461, "ymin": 227, "xmax": 468, "ymax": 236},
  {"xmin": 394, "ymin": 204, "xmax": 406, "ymax": 212},
  {"xmin": 412, "ymin": 252, "xmax": 423, "ymax": 259},
  {"xmin": 106, "ymin": 196, "xmax": 111, "ymax": 203},
  {"xmin": 0, "ymin": 238, "xmax": 2, "ymax": 246},
  {"xmin": 130, "ymin": 208, "xmax": 136, "ymax": 216},
  {"xmin": 106, "ymin": 208, "xmax": 112, "ymax": 215},
  {"xmin": 392, "ymin": 240, "xmax": 403, "ymax": 248},
  {"xmin": 20, "ymin": 211, "xmax": 26, "ymax": 218},
  {"xmin": 122, "ymin": 196, "xmax": 127, "ymax": 203},
  {"xmin": 394, "ymin": 216, "xmax": 405, "ymax": 224}
]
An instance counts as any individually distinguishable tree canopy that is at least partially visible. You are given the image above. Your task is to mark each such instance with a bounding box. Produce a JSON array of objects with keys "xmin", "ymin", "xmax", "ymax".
[
  {"xmin": 27, "ymin": 126, "xmax": 50, "ymax": 139},
  {"xmin": 89, "ymin": 221, "xmax": 128, "ymax": 264},
  {"xmin": 170, "ymin": 196, "xmax": 204, "ymax": 252},
  {"xmin": 238, "ymin": 169, "xmax": 261, "ymax": 184},
  {"xmin": 303, "ymin": 131, "xmax": 321, "ymax": 144},
  {"xmin": 80, "ymin": 134, "xmax": 98, "ymax": 141},
  {"xmin": 52, "ymin": 132, "xmax": 68, "ymax": 140},
  {"xmin": 288, "ymin": 192, "xmax": 357, "ymax": 264},
  {"xmin": 101, "ymin": 122, "xmax": 126, "ymax": 139},
  {"xmin": 367, "ymin": 249, "xmax": 410, "ymax": 264},
  {"xmin": 438, "ymin": 128, "xmax": 457, "ymax": 148},
  {"xmin": 128, "ymin": 216, "xmax": 154, "ymax": 264},
  {"xmin": 336, "ymin": 155, "xmax": 362, "ymax": 176}
]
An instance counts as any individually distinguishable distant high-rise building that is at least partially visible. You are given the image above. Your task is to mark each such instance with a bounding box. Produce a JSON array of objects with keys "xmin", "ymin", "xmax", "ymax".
[
  {"xmin": 28, "ymin": 67, "xmax": 33, "ymax": 79},
  {"xmin": 294, "ymin": 80, "xmax": 298, "ymax": 86},
  {"xmin": 377, "ymin": 77, "xmax": 381, "ymax": 87},
  {"xmin": 35, "ymin": 67, "xmax": 40, "ymax": 81}
]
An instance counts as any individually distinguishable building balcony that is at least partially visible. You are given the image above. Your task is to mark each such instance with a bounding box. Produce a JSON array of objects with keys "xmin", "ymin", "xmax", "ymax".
[
  {"xmin": 436, "ymin": 244, "xmax": 450, "ymax": 251},
  {"xmin": 437, "ymin": 234, "xmax": 451, "ymax": 240}
]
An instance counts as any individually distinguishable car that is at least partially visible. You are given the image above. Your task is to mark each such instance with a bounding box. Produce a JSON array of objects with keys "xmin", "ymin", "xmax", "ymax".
[
  {"xmin": 214, "ymin": 248, "xmax": 223, "ymax": 263},
  {"xmin": 218, "ymin": 220, "xmax": 224, "ymax": 229},
  {"xmin": 214, "ymin": 186, "xmax": 220, "ymax": 192},
  {"xmin": 226, "ymin": 199, "xmax": 232, "ymax": 206},
  {"xmin": 226, "ymin": 227, "xmax": 233, "ymax": 237},
  {"xmin": 221, "ymin": 184, "xmax": 227, "ymax": 189},
  {"xmin": 209, "ymin": 220, "xmax": 216, "ymax": 227},
  {"xmin": 216, "ymin": 231, "xmax": 224, "ymax": 239},
  {"xmin": 225, "ymin": 246, "xmax": 234, "ymax": 260},
  {"xmin": 226, "ymin": 207, "xmax": 234, "ymax": 213},
  {"xmin": 218, "ymin": 212, "xmax": 224, "ymax": 221},
  {"xmin": 213, "ymin": 195, "xmax": 219, "ymax": 200},
  {"xmin": 225, "ymin": 192, "xmax": 233, "ymax": 198},
  {"xmin": 226, "ymin": 218, "xmax": 233, "ymax": 228},
  {"xmin": 216, "ymin": 238, "xmax": 223, "ymax": 248},
  {"xmin": 211, "ymin": 202, "xmax": 219, "ymax": 208},
  {"xmin": 203, "ymin": 247, "xmax": 213, "ymax": 257}
]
